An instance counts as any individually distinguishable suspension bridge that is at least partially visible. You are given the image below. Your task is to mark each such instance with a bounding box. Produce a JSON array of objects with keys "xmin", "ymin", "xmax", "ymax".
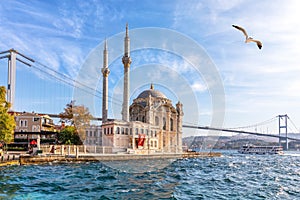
[{"xmin": 1, "ymin": 49, "xmax": 300, "ymax": 150}]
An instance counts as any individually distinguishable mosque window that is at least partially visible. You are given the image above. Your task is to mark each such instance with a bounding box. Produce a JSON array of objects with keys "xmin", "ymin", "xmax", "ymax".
[
  {"xmin": 155, "ymin": 116, "xmax": 159, "ymax": 126},
  {"xmin": 170, "ymin": 118, "xmax": 174, "ymax": 131}
]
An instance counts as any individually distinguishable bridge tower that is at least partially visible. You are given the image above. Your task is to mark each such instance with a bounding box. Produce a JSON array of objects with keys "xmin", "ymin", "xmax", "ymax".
[
  {"xmin": 0, "ymin": 49, "xmax": 34, "ymax": 111},
  {"xmin": 0, "ymin": 49, "xmax": 17, "ymax": 111},
  {"xmin": 7, "ymin": 49, "xmax": 17, "ymax": 111},
  {"xmin": 278, "ymin": 114, "xmax": 288, "ymax": 150}
]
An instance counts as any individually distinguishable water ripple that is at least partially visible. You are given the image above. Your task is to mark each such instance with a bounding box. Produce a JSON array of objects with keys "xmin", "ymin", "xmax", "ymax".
[{"xmin": 1, "ymin": 151, "xmax": 300, "ymax": 199}]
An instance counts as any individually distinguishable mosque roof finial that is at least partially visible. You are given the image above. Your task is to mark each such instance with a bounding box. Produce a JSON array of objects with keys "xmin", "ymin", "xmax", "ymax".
[{"xmin": 150, "ymin": 83, "xmax": 154, "ymax": 90}]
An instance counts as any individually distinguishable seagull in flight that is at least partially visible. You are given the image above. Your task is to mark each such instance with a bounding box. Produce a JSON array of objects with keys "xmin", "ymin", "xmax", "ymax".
[{"xmin": 232, "ymin": 25, "xmax": 262, "ymax": 49}]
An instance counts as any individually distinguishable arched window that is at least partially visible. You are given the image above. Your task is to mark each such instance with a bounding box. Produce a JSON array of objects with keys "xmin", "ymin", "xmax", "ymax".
[
  {"xmin": 163, "ymin": 117, "xmax": 166, "ymax": 130},
  {"xmin": 121, "ymin": 127, "xmax": 124, "ymax": 134},
  {"xmin": 170, "ymin": 118, "xmax": 174, "ymax": 131},
  {"xmin": 116, "ymin": 127, "xmax": 120, "ymax": 134},
  {"xmin": 142, "ymin": 116, "xmax": 145, "ymax": 122},
  {"xmin": 155, "ymin": 116, "xmax": 159, "ymax": 126}
]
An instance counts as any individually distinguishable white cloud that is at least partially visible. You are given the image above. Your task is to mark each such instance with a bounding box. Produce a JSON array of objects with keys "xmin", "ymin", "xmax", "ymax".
[{"xmin": 191, "ymin": 82, "xmax": 207, "ymax": 92}]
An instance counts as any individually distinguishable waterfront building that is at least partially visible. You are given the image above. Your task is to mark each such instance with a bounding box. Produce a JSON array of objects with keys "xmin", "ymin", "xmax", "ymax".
[
  {"xmin": 12, "ymin": 112, "xmax": 57, "ymax": 147},
  {"xmin": 14, "ymin": 112, "xmax": 55, "ymax": 133},
  {"xmin": 85, "ymin": 125, "xmax": 102, "ymax": 146}
]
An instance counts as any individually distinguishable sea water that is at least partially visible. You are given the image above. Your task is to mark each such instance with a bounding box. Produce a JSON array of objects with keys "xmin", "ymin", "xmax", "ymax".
[{"xmin": 1, "ymin": 151, "xmax": 300, "ymax": 199}]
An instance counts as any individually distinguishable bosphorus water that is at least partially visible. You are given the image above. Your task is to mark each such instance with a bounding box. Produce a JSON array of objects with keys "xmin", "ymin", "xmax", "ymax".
[{"xmin": 1, "ymin": 151, "xmax": 300, "ymax": 199}]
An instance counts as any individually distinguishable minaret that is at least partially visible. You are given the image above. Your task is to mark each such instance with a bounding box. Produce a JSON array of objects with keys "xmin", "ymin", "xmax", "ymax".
[
  {"xmin": 101, "ymin": 40, "xmax": 110, "ymax": 123},
  {"xmin": 176, "ymin": 101, "xmax": 184, "ymax": 153},
  {"xmin": 122, "ymin": 23, "xmax": 131, "ymax": 121}
]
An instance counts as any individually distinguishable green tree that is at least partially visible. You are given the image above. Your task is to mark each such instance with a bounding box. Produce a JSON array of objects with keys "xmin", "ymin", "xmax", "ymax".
[
  {"xmin": 58, "ymin": 126, "xmax": 82, "ymax": 145},
  {"xmin": 59, "ymin": 100, "xmax": 92, "ymax": 143},
  {"xmin": 0, "ymin": 86, "xmax": 16, "ymax": 143}
]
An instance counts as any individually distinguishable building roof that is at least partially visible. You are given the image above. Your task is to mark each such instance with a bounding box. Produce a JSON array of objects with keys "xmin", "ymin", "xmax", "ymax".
[{"xmin": 136, "ymin": 84, "xmax": 167, "ymax": 99}]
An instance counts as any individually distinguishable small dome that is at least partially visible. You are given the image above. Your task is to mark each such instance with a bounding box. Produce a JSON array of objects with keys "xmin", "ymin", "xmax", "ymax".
[{"xmin": 137, "ymin": 84, "xmax": 167, "ymax": 99}]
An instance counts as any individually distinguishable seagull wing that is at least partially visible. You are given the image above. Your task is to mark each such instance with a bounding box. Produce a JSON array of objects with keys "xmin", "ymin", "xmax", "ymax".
[
  {"xmin": 248, "ymin": 38, "xmax": 263, "ymax": 49},
  {"xmin": 232, "ymin": 25, "xmax": 248, "ymax": 39}
]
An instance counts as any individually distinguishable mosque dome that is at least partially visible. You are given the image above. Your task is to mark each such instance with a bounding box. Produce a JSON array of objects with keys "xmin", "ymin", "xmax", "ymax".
[{"xmin": 137, "ymin": 84, "xmax": 167, "ymax": 99}]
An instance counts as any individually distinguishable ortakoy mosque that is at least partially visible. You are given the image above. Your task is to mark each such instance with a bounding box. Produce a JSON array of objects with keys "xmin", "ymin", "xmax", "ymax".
[{"xmin": 86, "ymin": 24, "xmax": 183, "ymax": 154}]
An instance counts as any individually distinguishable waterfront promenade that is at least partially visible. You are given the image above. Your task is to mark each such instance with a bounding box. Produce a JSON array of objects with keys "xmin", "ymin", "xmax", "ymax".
[
  {"xmin": 0, "ymin": 153, "xmax": 20, "ymax": 166},
  {"xmin": 0, "ymin": 145, "xmax": 221, "ymax": 166}
]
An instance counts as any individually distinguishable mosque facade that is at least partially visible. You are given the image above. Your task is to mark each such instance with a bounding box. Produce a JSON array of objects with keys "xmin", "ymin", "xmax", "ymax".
[{"xmin": 88, "ymin": 24, "xmax": 184, "ymax": 154}]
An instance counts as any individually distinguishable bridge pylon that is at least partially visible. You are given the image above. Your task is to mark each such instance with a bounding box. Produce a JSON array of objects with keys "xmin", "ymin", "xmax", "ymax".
[
  {"xmin": 0, "ymin": 49, "xmax": 34, "ymax": 111},
  {"xmin": 278, "ymin": 114, "xmax": 288, "ymax": 150}
]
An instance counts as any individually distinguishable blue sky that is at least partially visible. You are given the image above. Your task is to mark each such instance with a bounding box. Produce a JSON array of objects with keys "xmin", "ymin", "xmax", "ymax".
[{"xmin": 0, "ymin": 0, "xmax": 300, "ymax": 135}]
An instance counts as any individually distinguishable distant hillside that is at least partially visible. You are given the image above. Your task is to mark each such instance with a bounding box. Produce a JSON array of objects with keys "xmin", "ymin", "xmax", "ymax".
[{"xmin": 182, "ymin": 135, "xmax": 300, "ymax": 150}]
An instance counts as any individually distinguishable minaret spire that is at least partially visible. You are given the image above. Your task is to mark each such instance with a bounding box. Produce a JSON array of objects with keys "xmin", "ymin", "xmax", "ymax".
[
  {"xmin": 126, "ymin": 23, "xmax": 129, "ymax": 37},
  {"xmin": 124, "ymin": 23, "xmax": 130, "ymax": 57},
  {"xmin": 104, "ymin": 38, "xmax": 108, "ymax": 50},
  {"xmin": 102, "ymin": 39, "xmax": 110, "ymax": 123},
  {"xmin": 122, "ymin": 23, "xmax": 132, "ymax": 122}
]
